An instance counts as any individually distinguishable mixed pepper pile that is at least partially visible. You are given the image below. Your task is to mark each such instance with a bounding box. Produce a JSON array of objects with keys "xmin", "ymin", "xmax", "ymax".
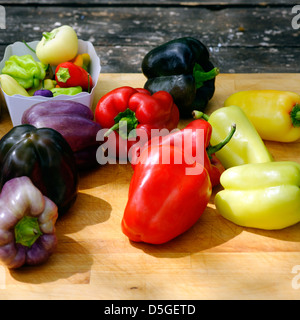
[
  {"xmin": 0, "ymin": 25, "xmax": 93, "ymax": 98},
  {"xmin": 0, "ymin": 27, "xmax": 300, "ymax": 268}
]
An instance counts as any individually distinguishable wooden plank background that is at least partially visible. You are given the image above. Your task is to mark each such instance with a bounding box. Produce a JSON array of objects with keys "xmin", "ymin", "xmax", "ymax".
[{"xmin": 0, "ymin": 1, "xmax": 298, "ymax": 73}]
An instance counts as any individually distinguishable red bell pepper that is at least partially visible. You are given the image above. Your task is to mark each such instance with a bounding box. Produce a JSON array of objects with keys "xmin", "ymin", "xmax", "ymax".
[
  {"xmin": 94, "ymin": 86, "xmax": 180, "ymax": 159},
  {"xmin": 121, "ymin": 143, "xmax": 212, "ymax": 244},
  {"xmin": 132, "ymin": 118, "xmax": 236, "ymax": 186},
  {"xmin": 55, "ymin": 61, "xmax": 93, "ymax": 92}
]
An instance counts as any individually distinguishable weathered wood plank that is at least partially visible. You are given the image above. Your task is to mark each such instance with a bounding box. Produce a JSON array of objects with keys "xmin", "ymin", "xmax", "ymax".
[
  {"xmin": 0, "ymin": 0, "xmax": 297, "ymax": 6},
  {"xmin": 0, "ymin": 45, "xmax": 297, "ymax": 73},
  {"xmin": 0, "ymin": 6, "xmax": 298, "ymax": 73},
  {"xmin": 1, "ymin": 6, "xmax": 297, "ymax": 47},
  {"xmin": 93, "ymin": 46, "xmax": 300, "ymax": 73}
]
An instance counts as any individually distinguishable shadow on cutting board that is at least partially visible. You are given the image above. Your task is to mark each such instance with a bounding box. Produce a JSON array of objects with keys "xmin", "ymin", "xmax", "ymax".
[
  {"xmin": 9, "ymin": 235, "xmax": 93, "ymax": 285},
  {"xmin": 8, "ymin": 193, "xmax": 112, "ymax": 284}
]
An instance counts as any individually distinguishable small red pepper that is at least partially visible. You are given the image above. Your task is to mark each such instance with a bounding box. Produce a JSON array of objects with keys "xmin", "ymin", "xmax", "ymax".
[
  {"xmin": 132, "ymin": 118, "xmax": 236, "ymax": 187},
  {"xmin": 121, "ymin": 144, "xmax": 212, "ymax": 244},
  {"xmin": 95, "ymin": 86, "xmax": 180, "ymax": 159},
  {"xmin": 55, "ymin": 61, "xmax": 93, "ymax": 92}
]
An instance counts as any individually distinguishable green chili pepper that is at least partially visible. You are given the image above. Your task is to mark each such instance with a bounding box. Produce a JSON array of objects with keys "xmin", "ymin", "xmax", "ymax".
[
  {"xmin": 1, "ymin": 54, "xmax": 46, "ymax": 89},
  {"xmin": 50, "ymin": 86, "xmax": 82, "ymax": 97}
]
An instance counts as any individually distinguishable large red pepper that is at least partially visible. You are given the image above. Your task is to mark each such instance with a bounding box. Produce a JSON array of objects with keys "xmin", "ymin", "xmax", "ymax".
[
  {"xmin": 94, "ymin": 86, "xmax": 180, "ymax": 159},
  {"xmin": 131, "ymin": 118, "xmax": 236, "ymax": 186},
  {"xmin": 121, "ymin": 143, "xmax": 212, "ymax": 244}
]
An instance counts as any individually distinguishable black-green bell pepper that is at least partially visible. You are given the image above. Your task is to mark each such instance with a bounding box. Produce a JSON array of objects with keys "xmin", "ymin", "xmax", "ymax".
[
  {"xmin": 141, "ymin": 37, "xmax": 219, "ymax": 118},
  {"xmin": 0, "ymin": 124, "xmax": 78, "ymax": 215}
]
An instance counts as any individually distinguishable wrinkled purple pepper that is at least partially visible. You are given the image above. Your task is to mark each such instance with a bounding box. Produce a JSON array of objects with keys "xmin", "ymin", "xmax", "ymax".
[
  {"xmin": 0, "ymin": 176, "xmax": 58, "ymax": 269},
  {"xmin": 21, "ymin": 100, "xmax": 102, "ymax": 169}
]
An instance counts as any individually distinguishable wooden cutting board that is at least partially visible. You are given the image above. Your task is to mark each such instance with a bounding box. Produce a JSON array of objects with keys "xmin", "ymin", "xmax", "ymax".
[{"xmin": 1, "ymin": 73, "xmax": 300, "ymax": 300}]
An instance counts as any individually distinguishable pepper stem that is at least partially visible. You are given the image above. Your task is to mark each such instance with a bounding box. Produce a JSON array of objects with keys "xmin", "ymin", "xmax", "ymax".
[
  {"xmin": 207, "ymin": 124, "xmax": 236, "ymax": 157},
  {"xmin": 14, "ymin": 216, "xmax": 43, "ymax": 248},
  {"xmin": 104, "ymin": 108, "xmax": 138, "ymax": 139},
  {"xmin": 42, "ymin": 30, "xmax": 59, "ymax": 44},
  {"xmin": 290, "ymin": 104, "xmax": 300, "ymax": 127},
  {"xmin": 56, "ymin": 67, "xmax": 71, "ymax": 83},
  {"xmin": 23, "ymin": 41, "xmax": 36, "ymax": 54},
  {"xmin": 192, "ymin": 110, "xmax": 210, "ymax": 121},
  {"xmin": 193, "ymin": 63, "xmax": 219, "ymax": 89}
]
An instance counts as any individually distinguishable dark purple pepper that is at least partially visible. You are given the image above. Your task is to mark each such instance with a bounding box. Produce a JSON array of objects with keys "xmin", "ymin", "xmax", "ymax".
[
  {"xmin": 33, "ymin": 89, "xmax": 53, "ymax": 97},
  {"xmin": 22, "ymin": 100, "xmax": 102, "ymax": 169}
]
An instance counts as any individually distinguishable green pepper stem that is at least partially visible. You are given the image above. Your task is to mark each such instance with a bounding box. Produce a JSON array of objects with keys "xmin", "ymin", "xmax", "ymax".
[
  {"xmin": 14, "ymin": 216, "xmax": 43, "ymax": 248},
  {"xmin": 104, "ymin": 120, "xmax": 126, "ymax": 138},
  {"xmin": 192, "ymin": 110, "xmax": 210, "ymax": 121},
  {"xmin": 207, "ymin": 124, "xmax": 236, "ymax": 157},
  {"xmin": 193, "ymin": 64, "xmax": 219, "ymax": 89},
  {"xmin": 104, "ymin": 108, "xmax": 139, "ymax": 139},
  {"xmin": 56, "ymin": 67, "xmax": 71, "ymax": 83},
  {"xmin": 87, "ymin": 74, "xmax": 91, "ymax": 93},
  {"xmin": 23, "ymin": 41, "xmax": 36, "ymax": 54},
  {"xmin": 42, "ymin": 32, "xmax": 52, "ymax": 40},
  {"xmin": 290, "ymin": 104, "xmax": 300, "ymax": 127}
]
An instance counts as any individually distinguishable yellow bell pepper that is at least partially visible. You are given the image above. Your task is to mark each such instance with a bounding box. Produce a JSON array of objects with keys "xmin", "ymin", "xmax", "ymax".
[
  {"xmin": 215, "ymin": 161, "xmax": 300, "ymax": 230},
  {"xmin": 224, "ymin": 90, "xmax": 300, "ymax": 142}
]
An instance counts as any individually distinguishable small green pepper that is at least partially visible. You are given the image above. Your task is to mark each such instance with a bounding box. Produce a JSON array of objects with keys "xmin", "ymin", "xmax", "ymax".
[
  {"xmin": 51, "ymin": 86, "xmax": 82, "ymax": 97},
  {"xmin": 2, "ymin": 54, "xmax": 46, "ymax": 89}
]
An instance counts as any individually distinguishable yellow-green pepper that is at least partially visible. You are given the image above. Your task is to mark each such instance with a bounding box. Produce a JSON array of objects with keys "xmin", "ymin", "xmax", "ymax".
[
  {"xmin": 0, "ymin": 74, "xmax": 30, "ymax": 96},
  {"xmin": 215, "ymin": 161, "xmax": 300, "ymax": 230},
  {"xmin": 194, "ymin": 105, "xmax": 273, "ymax": 169},
  {"xmin": 50, "ymin": 86, "xmax": 82, "ymax": 97},
  {"xmin": 224, "ymin": 90, "xmax": 300, "ymax": 142},
  {"xmin": 2, "ymin": 54, "xmax": 46, "ymax": 89}
]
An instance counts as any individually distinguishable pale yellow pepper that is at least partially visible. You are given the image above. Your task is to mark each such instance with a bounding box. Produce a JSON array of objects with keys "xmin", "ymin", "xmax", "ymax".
[
  {"xmin": 0, "ymin": 74, "xmax": 30, "ymax": 96},
  {"xmin": 215, "ymin": 161, "xmax": 300, "ymax": 230},
  {"xmin": 195, "ymin": 105, "xmax": 273, "ymax": 169}
]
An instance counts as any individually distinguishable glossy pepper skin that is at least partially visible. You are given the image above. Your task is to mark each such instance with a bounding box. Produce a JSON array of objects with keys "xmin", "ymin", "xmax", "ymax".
[
  {"xmin": 224, "ymin": 90, "xmax": 300, "ymax": 142},
  {"xmin": 55, "ymin": 61, "xmax": 93, "ymax": 92},
  {"xmin": 1, "ymin": 54, "xmax": 46, "ymax": 89},
  {"xmin": 0, "ymin": 124, "xmax": 78, "ymax": 215},
  {"xmin": 36, "ymin": 25, "xmax": 78, "ymax": 66},
  {"xmin": 95, "ymin": 86, "xmax": 179, "ymax": 159},
  {"xmin": 22, "ymin": 100, "xmax": 102, "ymax": 169},
  {"xmin": 51, "ymin": 86, "xmax": 82, "ymax": 97},
  {"xmin": 215, "ymin": 161, "xmax": 300, "ymax": 230},
  {"xmin": 121, "ymin": 144, "xmax": 212, "ymax": 244},
  {"xmin": 194, "ymin": 106, "xmax": 273, "ymax": 169},
  {"xmin": 0, "ymin": 177, "xmax": 58, "ymax": 269},
  {"xmin": 142, "ymin": 37, "xmax": 219, "ymax": 118},
  {"xmin": 132, "ymin": 119, "xmax": 235, "ymax": 187}
]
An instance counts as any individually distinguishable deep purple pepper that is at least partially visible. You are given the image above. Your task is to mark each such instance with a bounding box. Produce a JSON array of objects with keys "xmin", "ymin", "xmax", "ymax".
[
  {"xmin": 33, "ymin": 89, "xmax": 54, "ymax": 97},
  {"xmin": 21, "ymin": 100, "xmax": 102, "ymax": 169},
  {"xmin": 0, "ymin": 176, "xmax": 58, "ymax": 269}
]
